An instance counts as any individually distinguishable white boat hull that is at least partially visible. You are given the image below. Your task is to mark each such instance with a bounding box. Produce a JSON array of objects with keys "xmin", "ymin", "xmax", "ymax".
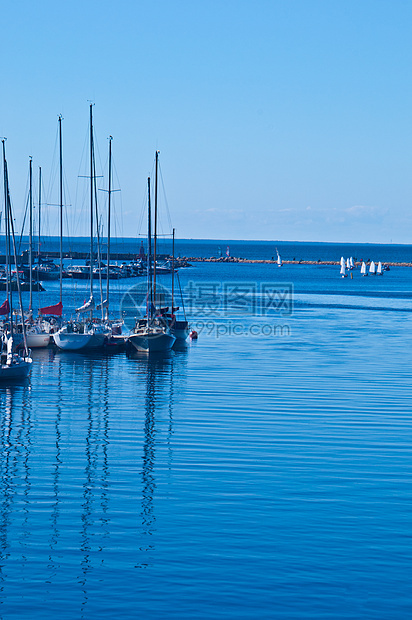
[
  {"xmin": 26, "ymin": 333, "xmax": 51, "ymax": 348},
  {"xmin": 129, "ymin": 331, "xmax": 176, "ymax": 352},
  {"xmin": 53, "ymin": 331, "xmax": 94, "ymax": 351}
]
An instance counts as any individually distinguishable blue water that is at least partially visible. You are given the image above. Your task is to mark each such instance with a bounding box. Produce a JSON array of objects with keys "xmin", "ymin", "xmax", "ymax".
[
  {"xmin": 8, "ymin": 235, "xmax": 412, "ymax": 263},
  {"xmin": 1, "ymin": 242, "xmax": 412, "ymax": 618}
]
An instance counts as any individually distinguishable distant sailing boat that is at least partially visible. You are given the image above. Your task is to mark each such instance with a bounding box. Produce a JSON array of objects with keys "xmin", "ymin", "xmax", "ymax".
[
  {"xmin": 377, "ymin": 261, "xmax": 383, "ymax": 275},
  {"xmin": 276, "ymin": 248, "xmax": 282, "ymax": 267},
  {"xmin": 360, "ymin": 261, "xmax": 367, "ymax": 276},
  {"xmin": 349, "ymin": 257, "xmax": 354, "ymax": 269},
  {"xmin": 369, "ymin": 261, "xmax": 376, "ymax": 275},
  {"xmin": 340, "ymin": 262, "xmax": 347, "ymax": 278}
]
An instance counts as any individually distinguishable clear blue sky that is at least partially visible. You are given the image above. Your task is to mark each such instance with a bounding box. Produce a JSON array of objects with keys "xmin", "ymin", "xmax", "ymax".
[{"xmin": 1, "ymin": 0, "xmax": 411, "ymax": 243}]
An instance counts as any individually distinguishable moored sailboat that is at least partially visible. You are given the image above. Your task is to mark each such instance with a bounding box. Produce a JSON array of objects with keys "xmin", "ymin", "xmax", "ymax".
[
  {"xmin": 0, "ymin": 140, "xmax": 32, "ymax": 380},
  {"xmin": 54, "ymin": 105, "xmax": 111, "ymax": 351},
  {"xmin": 128, "ymin": 159, "xmax": 176, "ymax": 353}
]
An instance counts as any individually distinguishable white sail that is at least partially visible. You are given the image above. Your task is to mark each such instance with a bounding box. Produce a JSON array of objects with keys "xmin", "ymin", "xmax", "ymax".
[
  {"xmin": 360, "ymin": 261, "xmax": 367, "ymax": 275},
  {"xmin": 340, "ymin": 264, "xmax": 346, "ymax": 277},
  {"xmin": 349, "ymin": 257, "xmax": 354, "ymax": 268},
  {"xmin": 369, "ymin": 261, "xmax": 376, "ymax": 275},
  {"xmin": 377, "ymin": 261, "xmax": 383, "ymax": 275},
  {"xmin": 76, "ymin": 295, "xmax": 95, "ymax": 313},
  {"xmin": 346, "ymin": 258, "xmax": 350, "ymax": 269},
  {"xmin": 340, "ymin": 256, "xmax": 345, "ymax": 267},
  {"xmin": 277, "ymin": 252, "xmax": 282, "ymax": 267}
]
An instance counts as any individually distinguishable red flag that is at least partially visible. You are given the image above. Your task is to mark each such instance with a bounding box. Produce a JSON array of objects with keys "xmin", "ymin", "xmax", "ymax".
[
  {"xmin": 40, "ymin": 301, "xmax": 63, "ymax": 316},
  {"xmin": 0, "ymin": 298, "xmax": 10, "ymax": 316}
]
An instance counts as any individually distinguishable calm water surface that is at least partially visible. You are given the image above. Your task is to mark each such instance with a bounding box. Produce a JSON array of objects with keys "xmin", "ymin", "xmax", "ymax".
[{"xmin": 1, "ymin": 255, "xmax": 412, "ymax": 619}]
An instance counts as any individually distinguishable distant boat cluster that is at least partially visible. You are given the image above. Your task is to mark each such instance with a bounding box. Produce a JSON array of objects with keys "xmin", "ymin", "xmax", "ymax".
[{"xmin": 339, "ymin": 257, "xmax": 389, "ymax": 278}]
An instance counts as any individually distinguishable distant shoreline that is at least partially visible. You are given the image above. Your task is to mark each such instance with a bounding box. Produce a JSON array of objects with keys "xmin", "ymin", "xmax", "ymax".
[{"xmin": 181, "ymin": 257, "xmax": 412, "ymax": 267}]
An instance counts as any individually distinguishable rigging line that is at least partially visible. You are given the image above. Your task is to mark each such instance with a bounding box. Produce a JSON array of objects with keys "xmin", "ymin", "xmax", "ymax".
[
  {"xmin": 112, "ymin": 159, "xmax": 125, "ymax": 239},
  {"xmin": 158, "ymin": 162, "xmax": 173, "ymax": 232},
  {"xmin": 18, "ymin": 188, "xmax": 30, "ymax": 255},
  {"xmin": 46, "ymin": 121, "xmax": 60, "ymax": 203},
  {"xmin": 136, "ymin": 182, "xmax": 148, "ymax": 240}
]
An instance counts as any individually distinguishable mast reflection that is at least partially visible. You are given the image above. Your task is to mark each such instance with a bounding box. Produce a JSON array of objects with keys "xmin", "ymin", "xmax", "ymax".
[
  {"xmin": 0, "ymin": 382, "xmax": 32, "ymax": 593},
  {"xmin": 128, "ymin": 347, "xmax": 188, "ymax": 561}
]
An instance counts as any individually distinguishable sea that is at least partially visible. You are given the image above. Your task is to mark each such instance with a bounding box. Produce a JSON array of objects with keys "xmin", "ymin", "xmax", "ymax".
[{"xmin": 1, "ymin": 239, "xmax": 412, "ymax": 619}]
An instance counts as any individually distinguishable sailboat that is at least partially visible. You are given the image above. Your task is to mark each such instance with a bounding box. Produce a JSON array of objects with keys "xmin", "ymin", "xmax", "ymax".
[
  {"xmin": 360, "ymin": 261, "xmax": 367, "ymax": 276},
  {"xmin": 0, "ymin": 140, "xmax": 32, "ymax": 380},
  {"xmin": 369, "ymin": 261, "xmax": 376, "ymax": 275},
  {"xmin": 377, "ymin": 261, "xmax": 383, "ymax": 275},
  {"xmin": 99, "ymin": 135, "xmax": 124, "ymax": 348},
  {"xmin": 161, "ymin": 227, "xmax": 190, "ymax": 341},
  {"xmin": 54, "ymin": 105, "xmax": 111, "ymax": 351},
  {"xmin": 128, "ymin": 156, "xmax": 176, "ymax": 353},
  {"xmin": 349, "ymin": 257, "xmax": 354, "ymax": 270},
  {"xmin": 276, "ymin": 248, "xmax": 282, "ymax": 267},
  {"xmin": 24, "ymin": 157, "xmax": 51, "ymax": 348},
  {"xmin": 340, "ymin": 262, "xmax": 347, "ymax": 278}
]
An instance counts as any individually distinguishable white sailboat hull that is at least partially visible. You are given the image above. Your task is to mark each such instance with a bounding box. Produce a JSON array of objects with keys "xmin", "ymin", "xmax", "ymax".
[
  {"xmin": 53, "ymin": 331, "xmax": 94, "ymax": 351},
  {"xmin": 26, "ymin": 333, "xmax": 51, "ymax": 348}
]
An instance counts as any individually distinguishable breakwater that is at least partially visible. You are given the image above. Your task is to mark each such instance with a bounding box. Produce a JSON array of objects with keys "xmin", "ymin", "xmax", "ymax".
[{"xmin": 179, "ymin": 256, "xmax": 412, "ymax": 266}]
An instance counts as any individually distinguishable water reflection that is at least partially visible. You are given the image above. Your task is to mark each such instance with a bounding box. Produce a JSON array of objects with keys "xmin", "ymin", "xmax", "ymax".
[
  {"xmin": 0, "ymin": 346, "xmax": 188, "ymax": 613},
  {"xmin": 125, "ymin": 347, "xmax": 188, "ymax": 566},
  {"xmin": 0, "ymin": 383, "xmax": 32, "ymax": 595}
]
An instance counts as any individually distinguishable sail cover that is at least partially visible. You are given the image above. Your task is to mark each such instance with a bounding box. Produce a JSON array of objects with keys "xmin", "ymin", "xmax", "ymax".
[
  {"xmin": 96, "ymin": 299, "xmax": 108, "ymax": 310},
  {"xmin": 0, "ymin": 298, "xmax": 10, "ymax": 316},
  {"xmin": 40, "ymin": 301, "xmax": 63, "ymax": 316},
  {"xmin": 76, "ymin": 296, "xmax": 95, "ymax": 313}
]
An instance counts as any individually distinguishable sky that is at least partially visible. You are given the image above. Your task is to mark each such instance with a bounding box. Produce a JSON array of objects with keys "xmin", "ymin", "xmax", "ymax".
[{"xmin": 0, "ymin": 0, "xmax": 411, "ymax": 243}]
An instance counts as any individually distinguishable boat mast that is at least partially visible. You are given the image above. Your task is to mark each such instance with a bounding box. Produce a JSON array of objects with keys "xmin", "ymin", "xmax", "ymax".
[
  {"xmin": 1, "ymin": 140, "xmax": 9, "ymax": 312},
  {"xmin": 147, "ymin": 177, "xmax": 152, "ymax": 325},
  {"xmin": 171, "ymin": 227, "xmax": 175, "ymax": 314},
  {"xmin": 58, "ymin": 114, "xmax": 63, "ymax": 304},
  {"xmin": 38, "ymin": 166, "xmax": 41, "ymax": 262},
  {"xmin": 89, "ymin": 103, "xmax": 94, "ymax": 315},
  {"xmin": 29, "ymin": 156, "xmax": 33, "ymax": 310},
  {"xmin": 106, "ymin": 135, "xmax": 113, "ymax": 316},
  {"xmin": 3, "ymin": 142, "xmax": 29, "ymax": 354},
  {"xmin": 153, "ymin": 150, "xmax": 159, "ymax": 310}
]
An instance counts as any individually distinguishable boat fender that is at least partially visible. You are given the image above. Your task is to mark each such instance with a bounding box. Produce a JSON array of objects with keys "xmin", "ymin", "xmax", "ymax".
[{"xmin": 189, "ymin": 330, "xmax": 198, "ymax": 340}]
